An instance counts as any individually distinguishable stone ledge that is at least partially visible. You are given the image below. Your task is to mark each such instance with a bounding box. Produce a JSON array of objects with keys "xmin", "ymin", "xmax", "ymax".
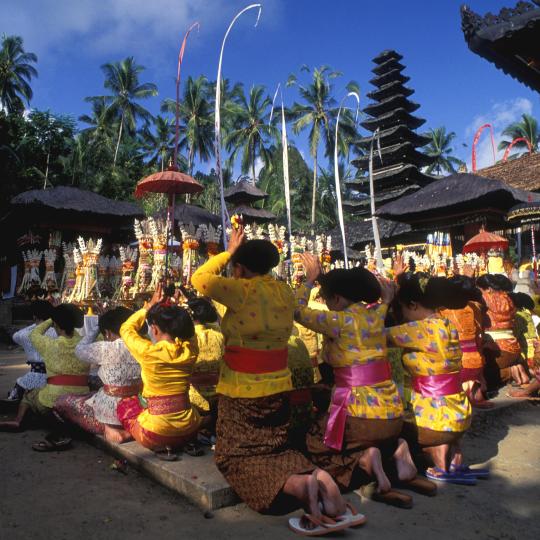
[{"xmin": 92, "ymin": 436, "xmax": 239, "ymax": 511}]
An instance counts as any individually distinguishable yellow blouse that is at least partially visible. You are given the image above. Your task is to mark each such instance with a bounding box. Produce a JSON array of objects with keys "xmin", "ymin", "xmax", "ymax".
[
  {"xmin": 191, "ymin": 251, "xmax": 293, "ymax": 398},
  {"xmin": 30, "ymin": 319, "xmax": 87, "ymax": 408},
  {"xmin": 387, "ymin": 317, "xmax": 471, "ymax": 433},
  {"xmin": 119, "ymin": 309, "xmax": 201, "ymax": 437},
  {"xmin": 295, "ymin": 284, "xmax": 403, "ymax": 420},
  {"xmin": 189, "ymin": 323, "xmax": 225, "ymax": 412}
]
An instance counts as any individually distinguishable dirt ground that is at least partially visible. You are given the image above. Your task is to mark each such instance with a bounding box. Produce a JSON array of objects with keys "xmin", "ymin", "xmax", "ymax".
[{"xmin": 0, "ymin": 346, "xmax": 539, "ymax": 540}]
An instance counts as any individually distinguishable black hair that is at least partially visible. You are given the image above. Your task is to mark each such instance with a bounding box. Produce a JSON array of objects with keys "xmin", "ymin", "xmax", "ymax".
[
  {"xmin": 146, "ymin": 303, "xmax": 195, "ymax": 341},
  {"xmin": 99, "ymin": 306, "xmax": 134, "ymax": 336},
  {"xmin": 396, "ymin": 272, "xmax": 468, "ymax": 310},
  {"xmin": 475, "ymin": 274, "xmax": 493, "ymax": 291},
  {"xmin": 51, "ymin": 304, "xmax": 83, "ymax": 336},
  {"xmin": 448, "ymin": 275, "xmax": 483, "ymax": 303},
  {"xmin": 490, "ymin": 274, "xmax": 514, "ymax": 293},
  {"xmin": 318, "ymin": 267, "xmax": 381, "ymax": 304},
  {"xmin": 231, "ymin": 239, "xmax": 280, "ymax": 275},
  {"xmin": 62, "ymin": 303, "xmax": 85, "ymax": 328},
  {"xmin": 187, "ymin": 298, "xmax": 218, "ymax": 324},
  {"xmin": 31, "ymin": 300, "xmax": 54, "ymax": 321},
  {"xmin": 509, "ymin": 292, "xmax": 536, "ymax": 311}
]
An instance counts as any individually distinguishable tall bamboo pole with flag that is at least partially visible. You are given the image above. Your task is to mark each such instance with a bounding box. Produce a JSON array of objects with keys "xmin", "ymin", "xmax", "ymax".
[
  {"xmin": 270, "ymin": 83, "xmax": 292, "ymax": 239},
  {"xmin": 334, "ymin": 91, "xmax": 360, "ymax": 269},
  {"xmin": 369, "ymin": 127, "xmax": 384, "ymax": 272},
  {"xmin": 214, "ymin": 4, "xmax": 263, "ymax": 247}
]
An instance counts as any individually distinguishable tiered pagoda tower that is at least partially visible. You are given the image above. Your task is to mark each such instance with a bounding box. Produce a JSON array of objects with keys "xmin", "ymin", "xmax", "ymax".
[
  {"xmin": 224, "ymin": 177, "xmax": 276, "ymax": 224},
  {"xmin": 345, "ymin": 50, "xmax": 434, "ymax": 217}
]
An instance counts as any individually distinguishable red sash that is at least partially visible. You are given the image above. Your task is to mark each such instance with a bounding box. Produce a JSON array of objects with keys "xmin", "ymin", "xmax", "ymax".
[
  {"xmin": 224, "ymin": 346, "xmax": 288, "ymax": 374},
  {"xmin": 289, "ymin": 388, "xmax": 312, "ymax": 406},
  {"xmin": 190, "ymin": 372, "xmax": 220, "ymax": 386},
  {"xmin": 47, "ymin": 375, "xmax": 88, "ymax": 387},
  {"xmin": 103, "ymin": 382, "xmax": 143, "ymax": 398},
  {"xmin": 146, "ymin": 393, "xmax": 190, "ymax": 415}
]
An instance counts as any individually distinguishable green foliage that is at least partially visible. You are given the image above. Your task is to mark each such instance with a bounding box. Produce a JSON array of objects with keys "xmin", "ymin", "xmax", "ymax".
[
  {"xmin": 0, "ymin": 35, "xmax": 38, "ymax": 114},
  {"xmin": 498, "ymin": 113, "xmax": 540, "ymax": 155},
  {"xmin": 424, "ymin": 126, "xmax": 464, "ymax": 175}
]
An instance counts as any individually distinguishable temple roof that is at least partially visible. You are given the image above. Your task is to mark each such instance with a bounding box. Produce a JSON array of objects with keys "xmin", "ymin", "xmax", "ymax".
[
  {"xmin": 230, "ymin": 204, "xmax": 275, "ymax": 223},
  {"xmin": 224, "ymin": 178, "xmax": 268, "ymax": 205},
  {"xmin": 360, "ymin": 107, "xmax": 426, "ymax": 131},
  {"xmin": 364, "ymin": 94, "xmax": 420, "ymax": 117},
  {"xmin": 347, "ymin": 163, "xmax": 434, "ymax": 192},
  {"xmin": 372, "ymin": 59, "xmax": 406, "ymax": 76},
  {"xmin": 475, "ymin": 151, "xmax": 540, "ymax": 191},
  {"xmin": 355, "ymin": 124, "xmax": 431, "ymax": 148},
  {"xmin": 373, "ymin": 50, "xmax": 404, "ymax": 65},
  {"xmin": 376, "ymin": 172, "xmax": 540, "ymax": 224},
  {"xmin": 331, "ymin": 218, "xmax": 412, "ymax": 251},
  {"xmin": 367, "ymin": 81, "xmax": 414, "ymax": 101},
  {"xmin": 369, "ymin": 69, "xmax": 410, "ymax": 88},
  {"xmin": 343, "ymin": 185, "xmax": 420, "ymax": 214},
  {"xmin": 352, "ymin": 142, "xmax": 434, "ymax": 171},
  {"xmin": 461, "ymin": 1, "xmax": 540, "ymax": 92}
]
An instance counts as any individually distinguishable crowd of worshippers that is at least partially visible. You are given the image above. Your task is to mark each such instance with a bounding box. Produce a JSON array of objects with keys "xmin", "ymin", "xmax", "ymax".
[{"xmin": 2, "ymin": 225, "xmax": 539, "ymax": 536}]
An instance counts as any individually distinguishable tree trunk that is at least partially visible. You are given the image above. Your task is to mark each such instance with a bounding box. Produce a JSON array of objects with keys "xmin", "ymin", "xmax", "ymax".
[
  {"xmin": 252, "ymin": 142, "xmax": 256, "ymax": 183},
  {"xmin": 188, "ymin": 144, "xmax": 194, "ymax": 176},
  {"xmin": 310, "ymin": 151, "xmax": 318, "ymax": 235},
  {"xmin": 43, "ymin": 152, "xmax": 50, "ymax": 190},
  {"xmin": 113, "ymin": 113, "xmax": 124, "ymax": 167}
]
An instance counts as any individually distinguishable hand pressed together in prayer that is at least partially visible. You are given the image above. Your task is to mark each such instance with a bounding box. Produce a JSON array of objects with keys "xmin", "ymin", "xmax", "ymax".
[
  {"xmin": 227, "ymin": 225, "xmax": 245, "ymax": 256},
  {"xmin": 378, "ymin": 277, "xmax": 396, "ymax": 305},
  {"xmin": 147, "ymin": 282, "xmax": 164, "ymax": 309},
  {"xmin": 299, "ymin": 253, "xmax": 322, "ymax": 286}
]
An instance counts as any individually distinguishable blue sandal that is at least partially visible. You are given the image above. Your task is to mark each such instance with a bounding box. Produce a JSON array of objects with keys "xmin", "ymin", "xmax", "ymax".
[
  {"xmin": 425, "ymin": 467, "xmax": 477, "ymax": 485},
  {"xmin": 450, "ymin": 464, "xmax": 490, "ymax": 479}
]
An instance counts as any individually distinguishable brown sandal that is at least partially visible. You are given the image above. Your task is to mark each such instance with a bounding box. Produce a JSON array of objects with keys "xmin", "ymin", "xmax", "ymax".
[
  {"xmin": 396, "ymin": 476, "xmax": 437, "ymax": 497},
  {"xmin": 359, "ymin": 484, "xmax": 413, "ymax": 509}
]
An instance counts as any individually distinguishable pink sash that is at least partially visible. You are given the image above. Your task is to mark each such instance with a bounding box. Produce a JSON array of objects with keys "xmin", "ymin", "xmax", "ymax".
[
  {"xmin": 412, "ymin": 373, "xmax": 462, "ymax": 398},
  {"xmin": 460, "ymin": 339, "xmax": 478, "ymax": 353},
  {"xmin": 324, "ymin": 361, "xmax": 392, "ymax": 451}
]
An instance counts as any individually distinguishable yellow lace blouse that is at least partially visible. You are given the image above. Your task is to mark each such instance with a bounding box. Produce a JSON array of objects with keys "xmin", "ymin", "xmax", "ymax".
[
  {"xmin": 120, "ymin": 309, "xmax": 201, "ymax": 437},
  {"xmin": 294, "ymin": 284, "xmax": 403, "ymax": 420},
  {"xmin": 387, "ymin": 317, "xmax": 472, "ymax": 433},
  {"xmin": 191, "ymin": 251, "xmax": 294, "ymax": 398}
]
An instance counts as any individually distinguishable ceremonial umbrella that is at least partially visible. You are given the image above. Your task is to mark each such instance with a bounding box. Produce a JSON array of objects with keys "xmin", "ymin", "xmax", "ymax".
[
  {"xmin": 133, "ymin": 22, "xmax": 203, "ymax": 283},
  {"xmin": 462, "ymin": 227, "xmax": 509, "ymax": 254}
]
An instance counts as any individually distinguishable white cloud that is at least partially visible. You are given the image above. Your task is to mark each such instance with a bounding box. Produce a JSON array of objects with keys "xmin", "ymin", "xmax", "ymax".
[
  {"xmin": 1, "ymin": 0, "xmax": 226, "ymax": 58},
  {"xmin": 463, "ymin": 97, "xmax": 533, "ymax": 170},
  {"xmin": 254, "ymin": 156, "xmax": 264, "ymax": 178}
]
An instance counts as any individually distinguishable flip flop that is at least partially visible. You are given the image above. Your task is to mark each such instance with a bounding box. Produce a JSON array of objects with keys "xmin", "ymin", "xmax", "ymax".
[
  {"xmin": 395, "ymin": 476, "xmax": 438, "ymax": 497},
  {"xmin": 154, "ymin": 447, "xmax": 179, "ymax": 462},
  {"xmin": 450, "ymin": 464, "xmax": 490, "ymax": 479},
  {"xmin": 334, "ymin": 502, "xmax": 367, "ymax": 527},
  {"xmin": 32, "ymin": 437, "xmax": 72, "ymax": 452},
  {"xmin": 359, "ymin": 484, "xmax": 413, "ymax": 509},
  {"xmin": 183, "ymin": 442, "xmax": 204, "ymax": 457},
  {"xmin": 425, "ymin": 467, "xmax": 476, "ymax": 486},
  {"xmin": 288, "ymin": 513, "xmax": 353, "ymax": 537}
]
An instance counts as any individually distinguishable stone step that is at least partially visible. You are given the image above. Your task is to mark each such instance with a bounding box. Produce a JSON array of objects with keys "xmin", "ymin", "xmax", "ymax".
[{"xmin": 92, "ymin": 436, "xmax": 238, "ymax": 511}]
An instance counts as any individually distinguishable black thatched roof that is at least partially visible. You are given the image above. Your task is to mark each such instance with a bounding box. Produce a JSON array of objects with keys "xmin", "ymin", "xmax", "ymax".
[
  {"xmin": 356, "ymin": 125, "xmax": 431, "ymax": 148},
  {"xmin": 347, "ymin": 164, "xmax": 434, "ymax": 192},
  {"xmin": 231, "ymin": 204, "xmax": 276, "ymax": 223},
  {"xmin": 367, "ymin": 81, "xmax": 414, "ymax": 102},
  {"xmin": 331, "ymin": 219, "xmax": 412, "ymax": 251},
  {"xmin": 461, "ymin": 2, "xmax": 540, "ymax": 92},
  {"xmin": 11, "ymin": 186, "xmax": 144, "ymax": 217},
  {"xmin": 224, "ymin": 179, "xmax": 268, "ymax": 205},
  {"xmin": 344, "ymin": 185, "xmax": 420, "ymax": 214},
  {"xmin": 373, "ymin": 50, "xmax": 403, "ymax": 64},
  {"xmin": 364, "ymin": 94, "xmax": 420, "ymax": 117},
  {"xmin": 352, "ymin": 142, "xmax": 434, "ymax": 171},
  {"xmin": 372, "ymin": 59, "xmax": 406, "ymax": 76},
  {"xmin": 377, "ymin": 173, "xmax": 540, "ymax": 223},
  {"xmin": 360, "ymin": 108, "xmax": 426, "ymax": 132},
  {"xmin": 369, "ymin": 69, "xmax": 410, "ymax": 88},
  {"xmin": 155, "ymin": 203, "xmax": 220, "ymax": 227}
]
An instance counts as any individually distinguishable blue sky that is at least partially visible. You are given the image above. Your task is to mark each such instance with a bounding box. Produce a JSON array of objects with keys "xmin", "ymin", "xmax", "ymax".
[{"xmin": 3, "ymin": 0, "xmax": 539, "ymax": 173}]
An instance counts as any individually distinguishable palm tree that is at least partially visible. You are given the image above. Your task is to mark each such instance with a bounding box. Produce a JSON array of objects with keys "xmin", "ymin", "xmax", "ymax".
[
  {"xmin": 93, "ymin": 57, "xmax": 158, "ymax": 167},
  {"xmin": 79, "ymin": 96, "xmax": 115, "ymax": 144},
  {"xmin": 0, "ymin": 35, "xmax": 38, "ymax": 114},
  {"xmin": 224, "ymin": 85, "xmax": 277, "ymax": 182},
  {"xmin": 424, "ymin": 126, "xmax": 464, "ymax": 175},
  {"xmin": 287, "ymin": 65, "xmax": 357, "ymax": 230},
  {"xmin": 161, "ymin": 75, "xmax": 214, "ymax": 175},
  {"xmin": 140, "ymin": 115, "xmax": 175, "ymax": 171},
  {"xmin": 498, "ymin": 113, "xmax": 540, "ymax": 155}
]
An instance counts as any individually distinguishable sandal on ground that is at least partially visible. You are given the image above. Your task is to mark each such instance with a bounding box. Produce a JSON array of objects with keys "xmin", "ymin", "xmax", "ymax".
[
  {"xmin": 471, "ymin": 399, "xmax": 495, "ymax": 409},
  {"xmin": 425, "ymin": 467, "xmax": 476, "ymax": 486},
  {"xmin": 395, "ymin": 476, "xmax": 437, "ymax": 496},
  {"xmin": 154, "ymin": 446, "xmax": 179, "ymax": 462},
  {"xmin": 183, "ymin": 442, "xmax": 204, "ymax": 457},
  {"xmin": 32, "ymin": 437, "xmax": 72, "ymax": 452},
  {"xmin": 288, "ymin": 513, "xmax": 354, "ymax": 536},
  {"xmin": 450, "ymin": 464, "xmax": 490, "ymax": 479},
  {"xmin": 358, "ymin": 484, "xmax": 413, "ymax": 509},
  {"xmin": 337, "ymin": 502, "xmax": 367, "ymax": 527}
]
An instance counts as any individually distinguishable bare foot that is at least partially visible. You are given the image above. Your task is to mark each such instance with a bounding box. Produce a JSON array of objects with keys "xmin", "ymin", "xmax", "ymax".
[
  {"xmin": 314, "ymin": 469, "xmax": 346, "ymax": 517},
  {"xmin": 282, "ymin": 473, "xmax": 320, "ymax": 523},
  {"xmin": 358, "ymin": 447, "xmax": 391, "ymax": 493},
  {"xmin": 394, "ymin": 438, "xmax": 417, "ymax": 482},
  {"xmin": 104, "ymin": 424, "xmax": 132, "ymax": 444},
  {"xmin": 0, "ymin": 420, "xmax": 21, "ymax": 431}
]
